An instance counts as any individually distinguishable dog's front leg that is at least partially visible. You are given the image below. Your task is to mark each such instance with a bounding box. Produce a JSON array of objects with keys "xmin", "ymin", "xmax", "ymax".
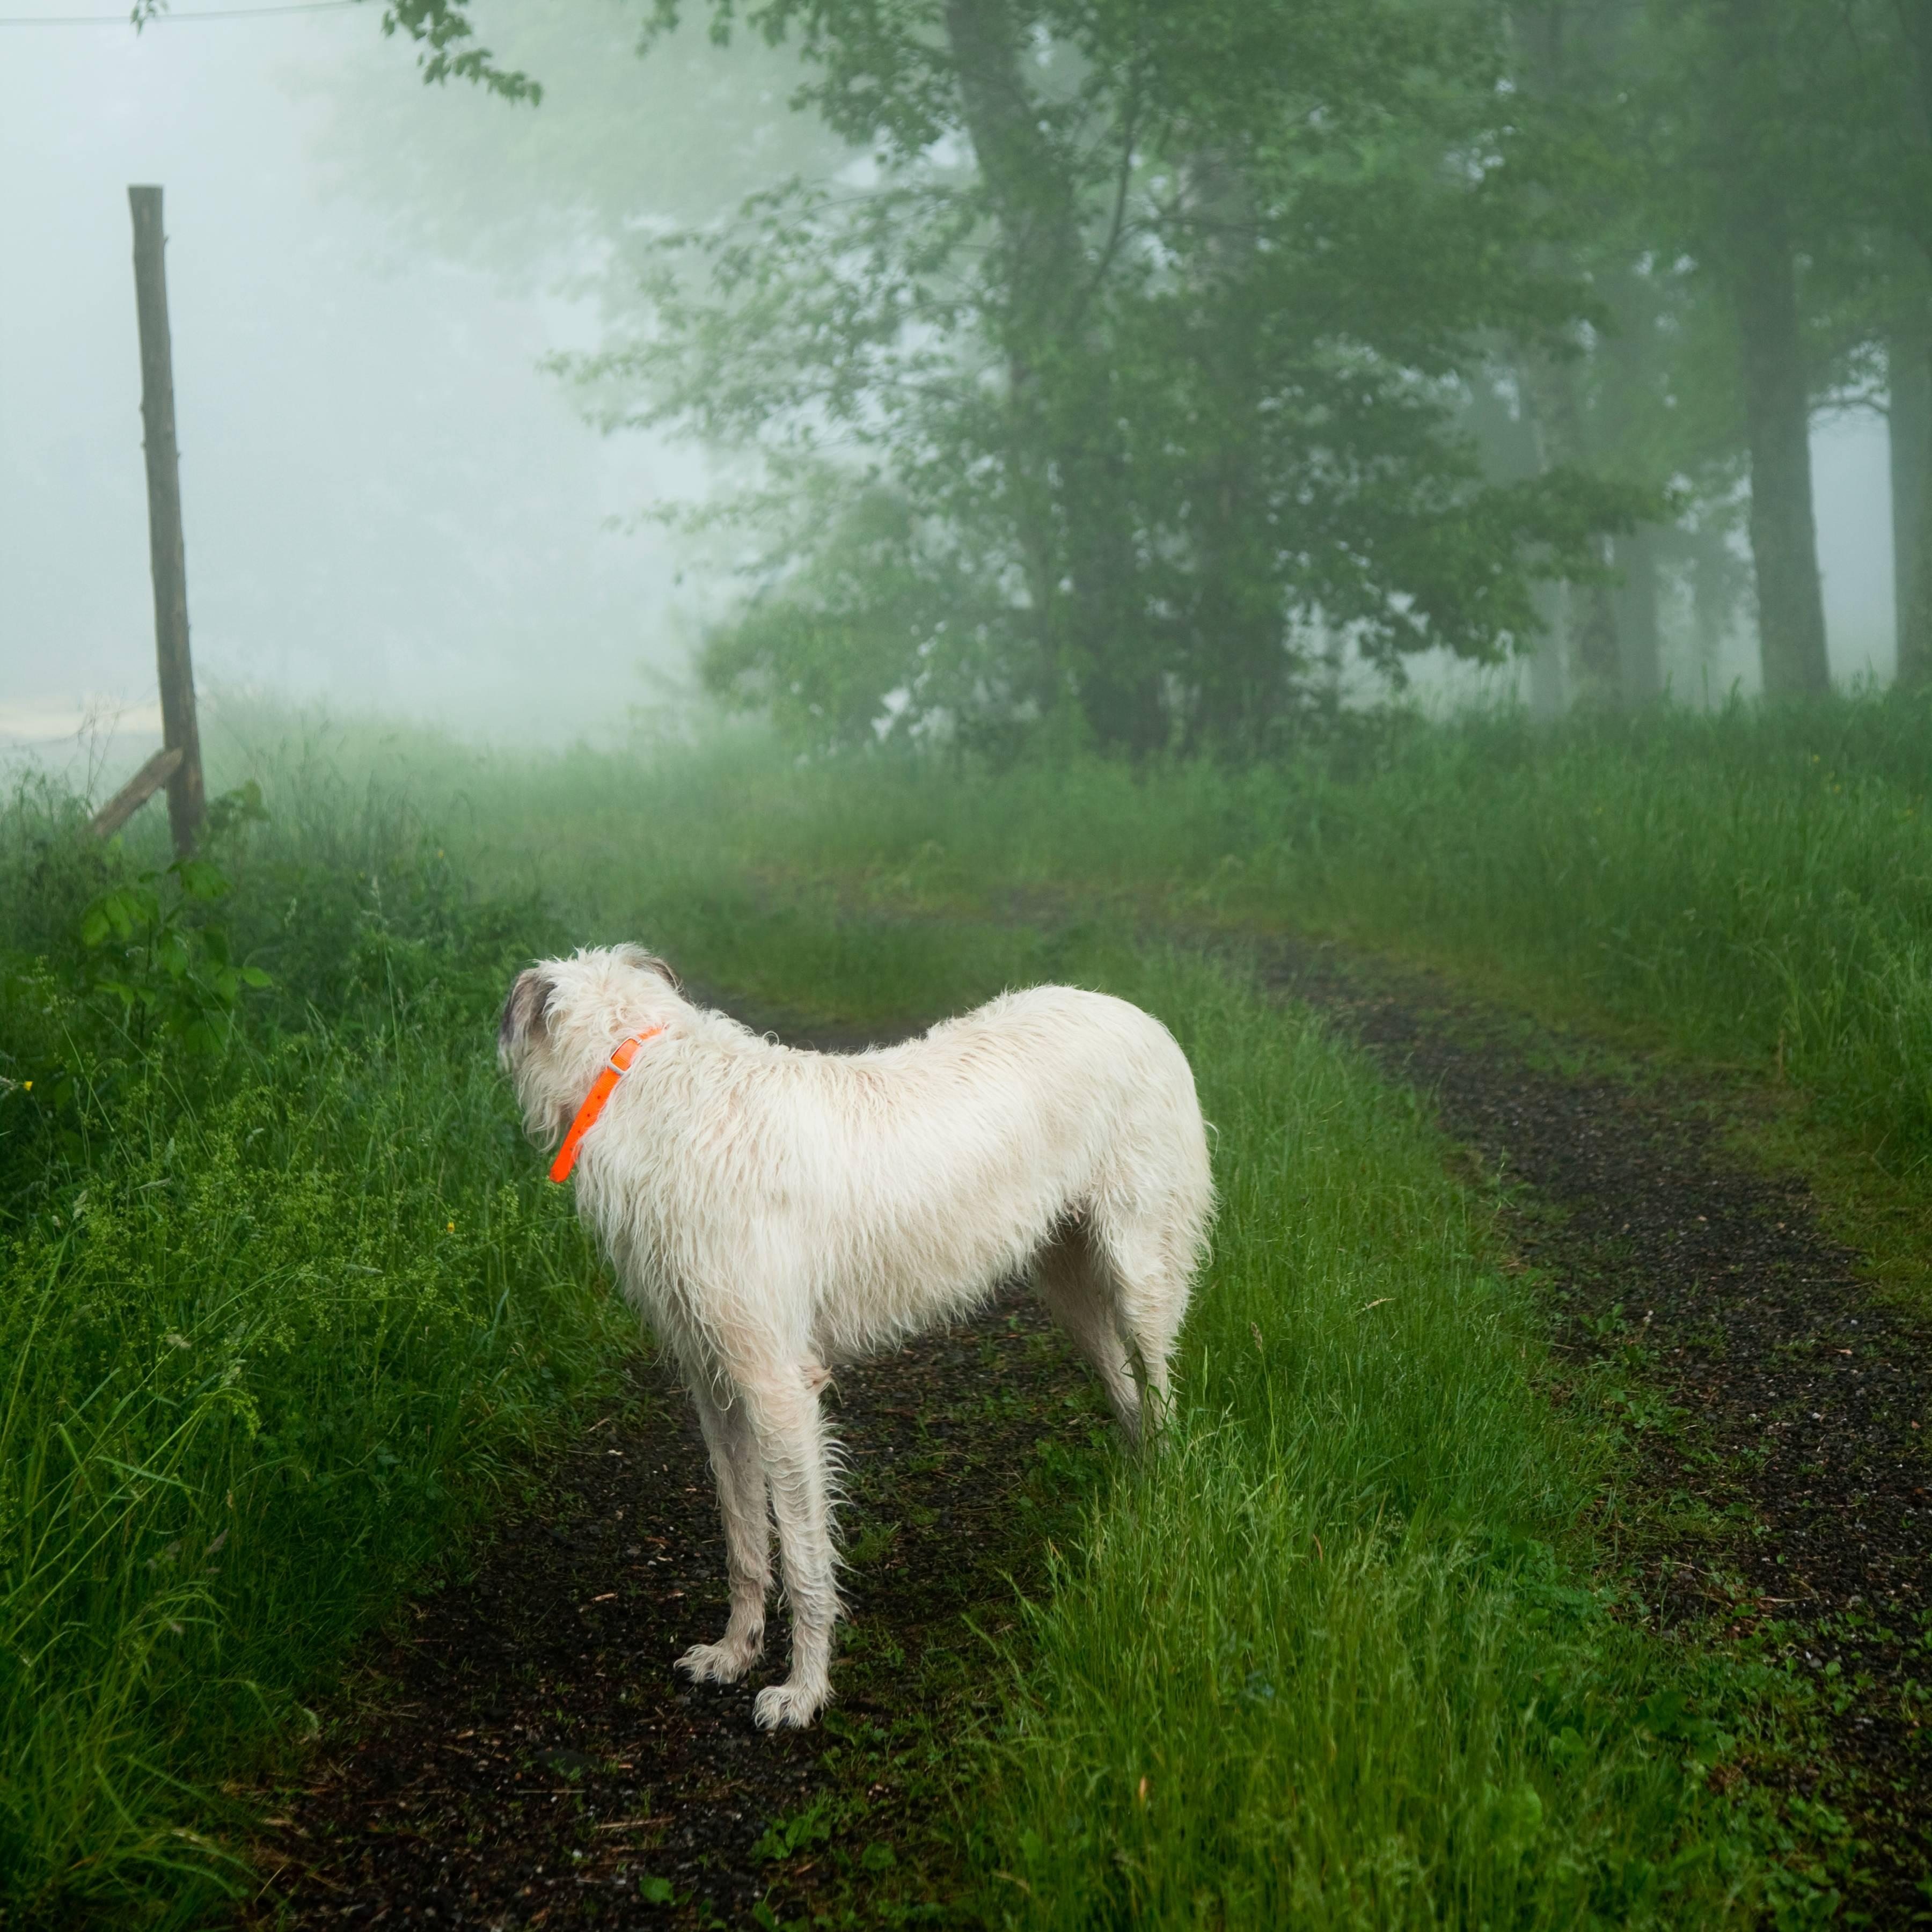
[
  {"xmin": 740, "ymin": 1363, "xmax": 839, "ymax": 1730},
  {"xmin": 676, "ymin": 1372, "xmax": 770, "ymax": 1686}
]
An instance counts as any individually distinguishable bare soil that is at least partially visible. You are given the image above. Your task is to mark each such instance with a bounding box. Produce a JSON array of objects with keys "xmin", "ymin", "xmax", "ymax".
[{"xmin": 243, "ymin": 1294, "xmax": 1097, "ymax": 1929}]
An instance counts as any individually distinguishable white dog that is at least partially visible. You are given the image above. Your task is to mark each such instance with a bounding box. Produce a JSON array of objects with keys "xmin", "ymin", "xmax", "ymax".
[{"xmin": 499, "ymin": 945, "xmax": 1212, "ymax": 1730}]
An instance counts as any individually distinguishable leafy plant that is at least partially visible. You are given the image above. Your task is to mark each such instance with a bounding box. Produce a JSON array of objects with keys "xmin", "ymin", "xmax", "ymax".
[
  {"xmin": 79, "ymin": 853, "xmax": 270, "ymax": 1056},
  {"xmin": 79, "ymin": 788, "xmax": 274, "ymax": 1056}
]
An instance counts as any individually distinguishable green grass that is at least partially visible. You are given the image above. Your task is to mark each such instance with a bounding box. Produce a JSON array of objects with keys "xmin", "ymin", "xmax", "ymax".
[
  {"xmin": 2, "ymin": 700, "xmax": 1885, "ymax": 1923},
  {"xmin": 326, "ymin": 691, "xmax": 1932, "ymax": 1176},
  {"xmin": 969, "ymin": 950, "xmax": 1769, "ymax": 1928},
  {"xmin": 0, "ymin": 774, "xmax": 628, "ymax": 1920}
]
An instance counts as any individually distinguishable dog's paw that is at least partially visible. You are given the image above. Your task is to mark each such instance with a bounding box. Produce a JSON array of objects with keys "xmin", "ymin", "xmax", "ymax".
[
  {"xmin": 677, "ymin": 1638, "xmax": 760, "ymax": 1686},
  {"xmin": 753, "ymin": 1680, "xmax": 829, "ymax": 1730}
]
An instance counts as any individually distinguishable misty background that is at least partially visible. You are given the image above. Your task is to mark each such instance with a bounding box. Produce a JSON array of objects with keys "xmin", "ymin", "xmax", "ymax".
[
  {"xmin": 2, "ymin": 1, "xmax": 726, "ymax": 771},
  {"xmin": 0, "ymin": 0, "xmax": 1903, "ymax": 783}
]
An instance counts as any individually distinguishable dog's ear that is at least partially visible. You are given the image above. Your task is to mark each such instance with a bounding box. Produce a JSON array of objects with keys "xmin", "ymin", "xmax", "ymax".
[
  {"xmin": 499, "ymin": 967, "xmax": 556, "ymax": 1061},
  {"xmin": 615, "ymin": 943, "xmax": 683, "ymax": 994}
]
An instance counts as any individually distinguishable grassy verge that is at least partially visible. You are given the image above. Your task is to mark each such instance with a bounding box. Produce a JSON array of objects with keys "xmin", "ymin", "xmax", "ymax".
[{"xmin": 0, "ymin": 775, "xmax": 631, "ymax": 1922}]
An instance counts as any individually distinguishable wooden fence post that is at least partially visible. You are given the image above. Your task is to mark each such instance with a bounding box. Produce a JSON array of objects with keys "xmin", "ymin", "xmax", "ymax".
[{"xmin": 128, "ymin": 184, "xmax": 205, "ymax": 855}]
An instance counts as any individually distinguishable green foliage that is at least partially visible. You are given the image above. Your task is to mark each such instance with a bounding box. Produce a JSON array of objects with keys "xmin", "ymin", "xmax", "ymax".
[
  {"xmin": 564, "ymin": 0, "xmax": 1649, "ymax": 754},
  {"xmin": 79, "ymin": 852, "xmax": 272, "ymax": 1057},
  {"xmin": 377, "ymin": 0, "xmax": 543, "ymax": 104},
  {"xmin": 344, "ymin": 0, "xmax": 1932, "ymax": 718}
]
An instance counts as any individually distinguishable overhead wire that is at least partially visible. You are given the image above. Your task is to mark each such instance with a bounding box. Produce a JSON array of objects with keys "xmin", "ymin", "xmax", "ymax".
[{"xmin": 0, "ymin": 2, "xmax": 360, "ymax": 25}]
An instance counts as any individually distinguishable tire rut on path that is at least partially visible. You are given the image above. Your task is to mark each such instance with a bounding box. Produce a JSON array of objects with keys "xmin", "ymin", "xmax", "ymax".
[{"xmin": 1270, "ymin": 937, "xmax": 1932, "ymax": 1915}]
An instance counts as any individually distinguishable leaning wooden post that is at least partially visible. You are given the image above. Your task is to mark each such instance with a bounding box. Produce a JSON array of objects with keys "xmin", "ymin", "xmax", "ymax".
[{"xmin": 128, "ymin": 185, "xmax": 205, "ymax": 855}]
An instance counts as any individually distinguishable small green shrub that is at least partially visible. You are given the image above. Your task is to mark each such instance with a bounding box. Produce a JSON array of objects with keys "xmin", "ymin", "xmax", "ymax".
[{"xmin": 79, "ymin": 850, "xmax": 273, "ymax": 1056}]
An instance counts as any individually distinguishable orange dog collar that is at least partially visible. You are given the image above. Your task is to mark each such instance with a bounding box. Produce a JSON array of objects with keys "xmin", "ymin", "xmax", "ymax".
[{"xmin": 549, "ymin": 1027, "xmax": 665, "ymax": 1184}]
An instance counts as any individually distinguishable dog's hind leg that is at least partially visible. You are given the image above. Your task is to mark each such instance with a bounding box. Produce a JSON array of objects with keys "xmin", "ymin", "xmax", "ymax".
[
  {"xmin": 1034, "ymin": 1218, "xmax": 1145, "ymax": 1445},
  {"xmin": 1089, "ymin": 1206, "xmax": 1194, "ymax": 1440},
  {"xmin": 676, "ymin": 1370, "xmax": 770, "ymax": 1687},
  {"xmin": 738, "ymin": 1362, "xmax": 840, "ymax": 1730}
]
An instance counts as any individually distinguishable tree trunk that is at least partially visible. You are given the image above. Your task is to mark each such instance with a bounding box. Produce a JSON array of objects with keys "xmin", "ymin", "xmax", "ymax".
[
  {"xmin": 1183, "ymin": 148, "xmax": 1284, "ymax": 752},
  {"xmin": 1893, "ymin": 328, "xmax": 1932, "ymax": 689},
  {"xmin": 1528, "ymin": 583, "xmax": 1568, "ymax": 718},
  {"xmin": 1614, "ymin": 529, "xmax": 1664, "ymax": 702},
  {"xmin": 1728, "ymin": 208, "xmax": 1829, "ymax": 697},
  {"xmin": 1512, "ymin": 348, "xmax": 1615, "ymax": 708},
  {"xmin": 1711, "ymin": 1, "xmax": 1830, "ymax": 699},
  {"xmin": 941, "ymin": 0, "xmax": 1077, "ymax": 328},
  {"xmin": 1573, "ymin": 546, "xmax": 1620, "ymax": 697},
  {"xmin": 1462, "ymin": 359, "xmax": 1567, "ymax": 714},
  {"xmin": 1510, "ymin": 3, "xmax": 1627, "ymax": 706},
  {"xmin": 943, "ymin": 0, "xmax": 1158, "ymax": 749},
  {"xmin": 1891, "ymin": 0, "xmax": 1932, "ymax": 689}
]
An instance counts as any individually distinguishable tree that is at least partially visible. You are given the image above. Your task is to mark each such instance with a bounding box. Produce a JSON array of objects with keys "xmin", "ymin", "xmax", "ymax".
[
  {"xmin": 1871, "ymin": 0, "xmax": 1932, "ymax": 690},
  {"xmin": 1624, "ymin": 0, "xmax": 1919, "ymax": 702},
  {"xmin": 1706, "ymin": 0, "xmax": 1833, "ymax": 694},
  {"xmin": 364, "ymin": 0, "xmax": 1932, "ymax": 721},
  {"xmin": 1499, "ymin": 0, "xmax": 1766, "ymax": 708},
  {"xmin": 1684, "ymin": 0, "xmax": 1932, "ymax": 697},
  {"xmin": 364, "ymin": 1, "xmax": 1662, "ymax": 749},
  {"xmin": 547, "ymin": 0, "xmax": 1641, "ymax": 752}
]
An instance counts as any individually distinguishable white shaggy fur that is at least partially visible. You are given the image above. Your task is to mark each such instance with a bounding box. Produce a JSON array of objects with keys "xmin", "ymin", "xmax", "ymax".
[{"xmin": 498, "ymin": 945, "xmax": 1213, "ymax": 1730}]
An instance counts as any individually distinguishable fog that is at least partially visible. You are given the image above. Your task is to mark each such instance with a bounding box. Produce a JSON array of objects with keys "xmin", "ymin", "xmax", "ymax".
[
  {"xmin": 2, "ymin": 0, "xmax": 714, "ymax": 774},
  {"xmin": 0, "ymin": 0, "xmax": 1906, "ymax": 781}
]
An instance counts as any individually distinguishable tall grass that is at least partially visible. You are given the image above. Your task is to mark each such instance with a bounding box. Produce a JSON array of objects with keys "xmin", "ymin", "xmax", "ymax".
[
  {"xmin": 975, "ymin": 953, "xmax": 1762, "ymax": 1926},
  {"xmin": 349, "ymin": 693, "xmax": 1932, "ymax": 1167},
  {"xmin": 0, "ymin": 782, "xmax": 626, "ymax": 1920}
]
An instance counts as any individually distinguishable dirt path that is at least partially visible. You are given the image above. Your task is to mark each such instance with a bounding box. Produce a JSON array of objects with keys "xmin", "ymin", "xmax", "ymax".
[
  {"xmin": 1269, "ymin": 938, "xmax": 1932, "ymax": 1917},
  {"xmin": 246, "ymin": 1293, "xmax": 1097, "ymax": 1928}
]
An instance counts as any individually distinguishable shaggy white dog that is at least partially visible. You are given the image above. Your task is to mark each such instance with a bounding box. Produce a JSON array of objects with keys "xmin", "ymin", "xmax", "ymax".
[{"xmin": 499, "ymin": 945, "xmax": 1212, "ymax": 1730}]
